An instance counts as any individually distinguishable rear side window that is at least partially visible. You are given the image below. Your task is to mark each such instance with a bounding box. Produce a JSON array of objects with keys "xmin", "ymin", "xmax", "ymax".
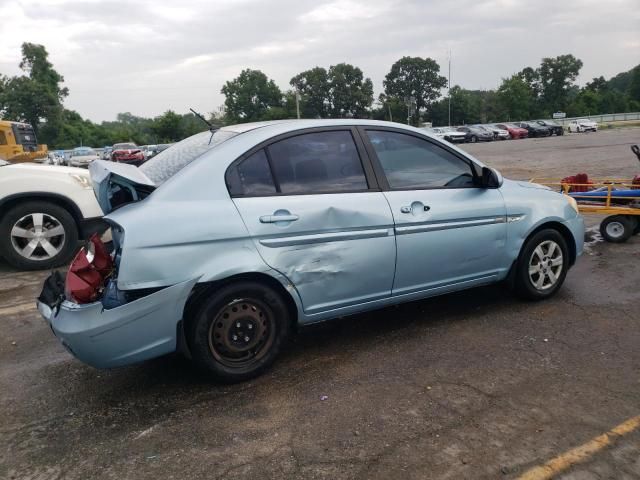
[
  {"xmin": 227, "ymin": 130, "xmax": 369, "ymax": 196},
  {"xmin": 366, "ymin": 130, "xmax": 475, "ymax": 189},
  {"xmin": 268, "ymin": 131, "xmax": 368, "ymax": 194},
  {"xmin": 226, "ymin": 149, "xmax": 277, "ymax": 195}
]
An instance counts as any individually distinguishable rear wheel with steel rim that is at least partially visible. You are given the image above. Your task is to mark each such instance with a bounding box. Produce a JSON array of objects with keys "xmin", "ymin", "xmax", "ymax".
[
  {"xmin": 514, "ymin": 229, "xmax": 569, "ymax": 300},
  {"xmin": 0, "ymin": 201, "xmax": 78, "ymax": 270},
  {"xmin": 188, "ymin": 281, "xmax": 291, "ymax": 382},
  {"xmin": 600, "ymin": 215, "xmax": 634, "ymax": 243}
]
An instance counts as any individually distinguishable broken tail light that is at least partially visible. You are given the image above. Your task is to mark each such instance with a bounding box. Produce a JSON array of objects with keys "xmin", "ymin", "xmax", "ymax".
[{"xmin": 65, "ymin": 234, "xmax": 114, "ymax": 304}]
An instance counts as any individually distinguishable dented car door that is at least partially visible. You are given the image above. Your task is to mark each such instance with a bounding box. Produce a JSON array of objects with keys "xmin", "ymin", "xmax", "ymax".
[{"xmin": 228, "ymin": 128, "xmax": 396, "ymax": 314}]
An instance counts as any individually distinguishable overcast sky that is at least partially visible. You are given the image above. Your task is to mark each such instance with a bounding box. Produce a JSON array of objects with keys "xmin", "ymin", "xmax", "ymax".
[{"xmin": 1, "ymin": 0, "xmax": 638, "ymax": 122}]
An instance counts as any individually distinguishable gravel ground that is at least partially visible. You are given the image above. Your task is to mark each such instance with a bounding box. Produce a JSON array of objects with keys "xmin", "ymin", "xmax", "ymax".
[{"xmin": 1, "ymin": 128, "xmax": 639, "ymax": 480}]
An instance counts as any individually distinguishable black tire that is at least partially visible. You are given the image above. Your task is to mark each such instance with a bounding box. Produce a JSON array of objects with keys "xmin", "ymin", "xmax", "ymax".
[
  {"xmin": 0, "ymin": 201, "xmax": 79, "ymax": 270},
  {"xmin": 514, "ymin": 229, "xmax": 569, "ymax": 301},
  {"xmin": 470, "ymin": 135, "xmax": 478, "ymax": 143},
  {"xmin": 600, "ymin": 216, "xmax": 634, "ymax": 243},
  {"xmin": 187, "ymin": 281, "xmax": 291, "ymax": 382}
]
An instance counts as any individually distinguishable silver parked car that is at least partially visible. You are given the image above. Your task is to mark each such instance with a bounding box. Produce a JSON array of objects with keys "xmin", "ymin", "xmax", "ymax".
[
  {"xmin": 37, "ymin": 120, "xmax": 584, "ymax": 382},
  {"xmin": 68, "ymin": 147, "xmax": 100, "ymax": 168}
]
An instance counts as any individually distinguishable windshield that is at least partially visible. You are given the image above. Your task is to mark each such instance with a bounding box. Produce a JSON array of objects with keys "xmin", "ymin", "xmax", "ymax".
[
  {"xmin": 140, "ymin": 129, "xmax": 238, "ymax": 185},
  {"xmin": 113, "ymin": 143, "xmax": 137, "ymax": 149}
]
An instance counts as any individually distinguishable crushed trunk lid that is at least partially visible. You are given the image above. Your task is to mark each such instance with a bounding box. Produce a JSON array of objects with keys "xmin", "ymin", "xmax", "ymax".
[{"xmin": 89, "ymin": 160, "xmax": 156, "ymax": 213}]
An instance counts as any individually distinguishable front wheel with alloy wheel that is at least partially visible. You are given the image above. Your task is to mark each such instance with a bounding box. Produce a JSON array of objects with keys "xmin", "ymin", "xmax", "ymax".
[
  {"xmin": 187, "ymin": 281, "xmax": 291, "ymax": 382},
  {"xmin": 600, "ymin": 215, "xmax": 635, "ymax": 243},
  {"xmin": 0, "ymin": 201, "xmax": 79, "ymax": 270},
  {"xmin": 514, "ymin": 229, "xmax": 569, "ymax": 300}
]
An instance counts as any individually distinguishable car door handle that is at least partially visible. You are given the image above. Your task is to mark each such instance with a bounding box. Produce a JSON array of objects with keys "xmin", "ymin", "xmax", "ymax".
[
  {"xmin": 400, "ymin": 205, "xmax": 431, "ymax": 213},
  {"xmin": 259, "ymin": 214, "xmax": 299, "ymax": 223}
]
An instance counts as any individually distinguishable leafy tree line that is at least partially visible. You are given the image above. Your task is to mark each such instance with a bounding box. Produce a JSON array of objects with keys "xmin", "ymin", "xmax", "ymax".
[
  {"xmin": 1, "ymin": 43, "xmax": 639, "ymax": 149},
  {"xmin": 0, "ymin": 44, "xmax": 216, "ymax": 149}
]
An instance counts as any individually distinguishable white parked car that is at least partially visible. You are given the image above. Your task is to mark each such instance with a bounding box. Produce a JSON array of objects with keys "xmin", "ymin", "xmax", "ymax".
[
  {"xmin": 0, "ymin": 160, "xmax": 104, "ymax": 270},
  {"xmin": 68, "ymin": 147, "xmax": 100, "ymax": 168},
  {"xmin": 568, "ymin": 119, "xmax": 598, "ymax": 133},
  {"xmin": 427, "ymin": 127, "xmax": 467, "ymax": 143}
]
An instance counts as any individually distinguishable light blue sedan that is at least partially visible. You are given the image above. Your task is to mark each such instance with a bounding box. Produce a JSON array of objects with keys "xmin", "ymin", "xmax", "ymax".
[{"xmin": 37, "ymin": 120, "xmax": 584, "ymax": 382}]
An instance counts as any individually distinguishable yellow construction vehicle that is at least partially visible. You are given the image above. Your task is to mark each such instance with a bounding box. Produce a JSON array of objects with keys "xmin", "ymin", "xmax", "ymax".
[{"xmin": 0, "ymin": 120, "xmax": 48, "ymax": 163}]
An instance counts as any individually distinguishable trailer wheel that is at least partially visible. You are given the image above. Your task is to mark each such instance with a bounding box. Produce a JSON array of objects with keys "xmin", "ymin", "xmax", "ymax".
[{"xmin": 599, "ymin": 215, "xmax": 634, "ymax": 243}]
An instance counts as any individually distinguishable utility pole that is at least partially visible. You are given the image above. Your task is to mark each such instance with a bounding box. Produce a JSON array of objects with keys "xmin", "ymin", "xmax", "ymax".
[
  {"xmin": 448, "ymin": 49, "xmax": 452, "ymax": 127},
  {"xmin": 295, "ymin": 90, "xmax": 301, "ymax": 119}
]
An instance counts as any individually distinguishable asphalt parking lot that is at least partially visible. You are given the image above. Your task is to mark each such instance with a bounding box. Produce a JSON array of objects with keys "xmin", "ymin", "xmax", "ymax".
[{"xmin": 1, "ymin": 128, "xmax": 639, "ymax": 480}]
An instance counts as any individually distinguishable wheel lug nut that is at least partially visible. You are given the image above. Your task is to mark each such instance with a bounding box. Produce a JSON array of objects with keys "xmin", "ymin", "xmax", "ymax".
[
  {"xmin": 236, "ymin": 322, "xmax": 241, "ymax": 328},
  {"xmin": 248, "ymin": 324, "xmax": 253, "ymax": 330},
  {"xmin": 244, "ymin": 336, "xmax": 250, "ymax": 342},
  {"xmin": 232, "ymin": 335, "xmax": 238, "ymax": 341}
]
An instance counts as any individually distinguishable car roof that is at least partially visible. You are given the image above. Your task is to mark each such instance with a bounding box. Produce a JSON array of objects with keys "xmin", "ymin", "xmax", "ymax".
[{"xmin": 219, "ymin": 119, "xmax": 433, "ymax": 136}]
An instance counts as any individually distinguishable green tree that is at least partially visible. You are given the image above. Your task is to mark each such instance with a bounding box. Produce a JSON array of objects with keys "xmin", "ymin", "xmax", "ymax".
[
  {"xmin": 0, "ymin": 43, "xmax": 68, "ymax": 141},
  {"xmin": 221, "ymin": 69, "xmax": 283, "ymax": 123},
  {"xmin": 497, "ymin": 75, "xmax": 535, "ymax": 121},
  {"xmin": 383, "ymin": 56, "xmax": 447, "ymax": 125},
  {"xmin": 627, "ymin": 66, "xmax": 640, "ymax": 102},
  {"xmin": 537, "ymin": 54, "xmax": 583, "ymax": 113},
  {"xmin": 585, "ymin": 76, "xmax": 608, "ymax": 93},
  {"xmin": 327, "ymin": 63, "xmax": 373, "ymax": 118},
  {"xmin": 290, "ymin": 67, "xmax": 330, "ymax": 118},
  {"xmin": 152, "ymin": 110, "xmax": 184, "ymax": 142}
]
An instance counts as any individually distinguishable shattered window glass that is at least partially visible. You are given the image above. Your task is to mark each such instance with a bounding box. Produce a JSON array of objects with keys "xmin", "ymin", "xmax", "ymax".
[{"xmin": 140, "ymin": 130, "xmax": 238, "ymax": 185}]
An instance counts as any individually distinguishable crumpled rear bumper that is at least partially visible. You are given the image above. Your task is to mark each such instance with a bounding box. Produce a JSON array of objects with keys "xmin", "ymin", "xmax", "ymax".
[{"xmin": 37, "ymin": 277, "xmax": 198, "ymax": 368}]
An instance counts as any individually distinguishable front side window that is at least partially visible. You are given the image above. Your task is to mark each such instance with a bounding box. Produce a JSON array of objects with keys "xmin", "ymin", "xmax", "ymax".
[
  {"xmin": 267, "ymin": 131, "xmax": 368, "ymax": 194},
  {"xmin": 366, "ymin": 130, "xmax": 476, "ymax": 189}
]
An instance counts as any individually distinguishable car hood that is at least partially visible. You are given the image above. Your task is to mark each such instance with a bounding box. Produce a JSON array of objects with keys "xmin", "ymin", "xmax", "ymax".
[
  {"xmin": 89, "ymin": 160, "xmax": 156, "ymax": 214},
  {"xmin": 515, "ymin": 180, "xmax": 552, "ymax": 191}
]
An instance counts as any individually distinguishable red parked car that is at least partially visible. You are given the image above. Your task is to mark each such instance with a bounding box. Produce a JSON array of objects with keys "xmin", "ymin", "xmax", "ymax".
[
  {"xmin": 111, "ymin": 143, "xmax": 145, "ymax": 166},
  {"xmin": 495, "ymin": 123, "xmax": 528, "ymax": 139}
]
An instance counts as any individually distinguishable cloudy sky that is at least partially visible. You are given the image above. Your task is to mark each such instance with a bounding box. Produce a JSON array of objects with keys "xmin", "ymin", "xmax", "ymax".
[{"xmin": 1, "ymin": 0, "xmax": 638, "ymax": 122}]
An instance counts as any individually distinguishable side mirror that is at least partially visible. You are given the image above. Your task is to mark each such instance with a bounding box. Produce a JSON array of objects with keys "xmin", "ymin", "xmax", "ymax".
[{"xmin": 481, "ymin": 166, "xmax": 502, "ymax": 188}]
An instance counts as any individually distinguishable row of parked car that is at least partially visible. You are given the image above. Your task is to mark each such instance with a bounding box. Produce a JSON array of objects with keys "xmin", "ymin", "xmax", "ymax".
[
  {"xmin": 426, "ymin": 118, "xmax": 598, "ymax": 144},
  {"xmin": 47, "ymin": 143, "xmax": 173, "ymax": 168}
]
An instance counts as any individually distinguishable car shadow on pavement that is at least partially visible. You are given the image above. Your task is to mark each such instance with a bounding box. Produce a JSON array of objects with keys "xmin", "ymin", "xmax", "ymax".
[{"xmin": 40, "ymin": 283, "xmax": 519, "ymax": 396}]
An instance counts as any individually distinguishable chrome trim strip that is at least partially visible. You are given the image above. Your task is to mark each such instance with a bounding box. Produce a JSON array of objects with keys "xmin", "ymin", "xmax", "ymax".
[
  {"xmin": 507, "ymin": 214, "xmax": 526, "ymax": 223},
  {"xmin": 259, "ymin": 228, "xmax": 393, "ymax": 247},
  {"xmin": 395, "ymin": 216, "xmax": 506, "ymax": 235}
]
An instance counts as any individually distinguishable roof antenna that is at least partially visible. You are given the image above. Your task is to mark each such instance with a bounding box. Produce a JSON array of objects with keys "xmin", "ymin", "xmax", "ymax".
[{"xmin": 190, "ymin": 108, "xmax": 218, "ymax": 144}]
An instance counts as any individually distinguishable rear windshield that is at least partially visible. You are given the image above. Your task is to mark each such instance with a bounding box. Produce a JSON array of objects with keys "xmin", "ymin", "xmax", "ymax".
[{"xmin": 140, "ymin": 129, "xmax": 238, "ymax": 185}]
